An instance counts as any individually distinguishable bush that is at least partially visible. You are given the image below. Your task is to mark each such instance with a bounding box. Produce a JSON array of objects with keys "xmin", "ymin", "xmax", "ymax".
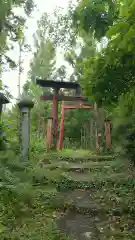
[
  {"xmin": 30, "ymin": 134, "xmax": 45, "ymax": 153},
  {"xmin": 112, "ymin": 88, "xmax": 135, "ymax": 162}
]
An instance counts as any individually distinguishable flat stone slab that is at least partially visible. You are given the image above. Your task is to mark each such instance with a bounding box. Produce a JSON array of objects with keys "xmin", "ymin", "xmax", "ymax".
[
  {"xmin": 43, "ymin": 162, "xmax": 66, "ymax": 169},
  {"xmin": 57, "ymin": 155, "xmax": 114, "ymax": 163},
  {"xmin": 57, "ymin": 212, "xmax": 99, "ymax": 240},
  {"xmin": 68, "ymin": 172, "xmax": 93, "ymax": 182},
  {"xmin": 57, "ymin": 209, "xmax": 134, "ymax": 240},
  {"xmin": 44, "ymin": 162, "xmax": 91, "ymax": 172},
  {"xmin": 43, "ymin": 155, "xmax": 114, "ymax": 164},
  {"xmin": 67, "ymin": 172, "xmax": 125, "ymax": 183},
  {"xmin": 43, "ymin": 161, "xmax": 114, "ymax": 172},
  {"xmin": 53, "ymin": 189, "xmax": 112, "ymax": 216},
  {"xmin": 55, "ymin": 190, "xmax": 95, "ymax": 211},
  {"xmin": 63, "ymin": 190, "xmax": 92, "ymax": 206}
]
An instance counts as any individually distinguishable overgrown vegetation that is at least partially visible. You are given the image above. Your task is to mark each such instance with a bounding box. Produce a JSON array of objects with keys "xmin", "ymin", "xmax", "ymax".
[
  {"xmin": 1, "ymin": 147, "xmax": 135, "ymax": 239},
  {"xmin": 0, "ymin": 149, "xmax": 71, "ymax": 239},
  {"xmin": 1, "ymin": 0, "xmax": 135, "ymax": 239},
  {"xmin": 67, "ymin": 0, "xmax": 135, "ymax": 161}
]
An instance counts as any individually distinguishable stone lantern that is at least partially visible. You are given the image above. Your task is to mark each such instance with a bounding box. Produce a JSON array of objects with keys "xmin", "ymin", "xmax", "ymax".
[
  {"xmin": 0, "ymin": 93, "xmax": 9, "ymax": 119},
  {"xmin": 17, "ymin": 97, "xmax": 34, "ymax": 160}
]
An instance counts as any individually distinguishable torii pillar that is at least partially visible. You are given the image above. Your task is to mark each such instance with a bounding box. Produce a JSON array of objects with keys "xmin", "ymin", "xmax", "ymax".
[
  {"xmin": 52, "ymin": 88, "xmax": 59, "ymax": 149},
  {"xmin": 105, "ymin": 119, "xmax": 111, "ymax": 150}
]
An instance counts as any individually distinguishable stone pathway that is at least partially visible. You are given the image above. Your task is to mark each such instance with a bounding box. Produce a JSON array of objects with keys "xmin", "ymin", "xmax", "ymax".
[
  {"xmin": 54, "ymin": 158, "xmax": 108, "ymax": 240},
  {"xmin": 43, "ymin": 154, "xmax": 134, "ymax": 239}
]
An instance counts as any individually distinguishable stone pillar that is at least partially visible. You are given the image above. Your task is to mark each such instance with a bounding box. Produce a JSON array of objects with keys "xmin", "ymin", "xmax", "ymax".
[
  {"xmin": 18, "ymin": 98, "xmax": 34, "ymax": 160},
  {"xmin": 0, "ymin": 103, "xmax": 2, "ymax": 120}
]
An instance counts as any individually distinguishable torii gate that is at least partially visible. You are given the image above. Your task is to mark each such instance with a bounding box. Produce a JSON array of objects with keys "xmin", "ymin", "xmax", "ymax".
[
  {"xmin": 36, "ymin": 79, "xmax": 111, "ymax": 151},
  {"xmin": 36, "ymin": 79, "xmax": 88, "ymax": 150},
  {"xmin": 58, "ymin": 101, "xmax": 91, "ymax": 150},
  {"xmin": 58, "ymin": 101, "xmax": 111, "ymax": 151}
]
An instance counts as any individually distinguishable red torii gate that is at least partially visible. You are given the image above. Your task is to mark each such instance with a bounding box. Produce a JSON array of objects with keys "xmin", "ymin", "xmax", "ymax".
[
  {"xmin": 36, "ymin": 79, "xmax": 111, "ymax": 151},
  {"xmin": 36, "ymin": 79, "xmax": 88, "ymax": 150},
  {"xmin": 58, "ymin": 102, "xmax": 111, "ymax": 151},
  {"xmin": 58, "ymin": 101, "xmax": 91, "ymax": 150}
]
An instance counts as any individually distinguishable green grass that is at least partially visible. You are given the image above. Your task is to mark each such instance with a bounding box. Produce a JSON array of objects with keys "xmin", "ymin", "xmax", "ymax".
[
  {"xmin": 40, "ymin": 149, "xmax": 114, "ymax": 164},
  {"xmin": 1, "ymin": 148, "xmax": 135, "ymax": 239},
  {"xmin": 0, "ymin": 150, "xmax": 69, "ymax": 240}
]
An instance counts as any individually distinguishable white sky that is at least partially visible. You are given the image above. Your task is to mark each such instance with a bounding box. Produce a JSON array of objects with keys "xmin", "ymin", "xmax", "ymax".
[{"xmin": 3, "ymin": 0, "xmax": 70, "ymax": 107}]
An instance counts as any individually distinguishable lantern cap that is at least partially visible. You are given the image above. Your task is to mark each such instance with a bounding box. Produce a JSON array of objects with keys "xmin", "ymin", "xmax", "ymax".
[
  {"xmin": 105, "ymin": 119, "xmax": 110, "ymax": 122},
  {"xmin": 0, "ymin": 92, "xmax": 10, "ymax": 104},
  {"xmin": 47, "ymin": 117, "xmax": 53, "ymax": 120},
  {"xmin": 17, "ymin": 96, "xmax": 34, "ymax": 109}
]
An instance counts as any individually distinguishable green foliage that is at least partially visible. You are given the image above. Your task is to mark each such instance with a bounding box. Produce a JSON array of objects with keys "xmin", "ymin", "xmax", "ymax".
[
  {"xmin": 0, "ymin": 0, "xmax": 34, "ymax": 70},
  {"xmin": 30, "ymin": 39, "xmax": 56, "ymax": 81},
  {"xmin": 30, "ymin": 133, "xmax": 45, "ymax": 154},
  {"xmin": 1, "ymin": 0, "xmax": 135, "ymax": 237},
  {"xmin": 0, "ymin": 149, "xmax": 70, "ymax": 239},
  {"xmin": 112, "ymin": 89, "xmax": 135, "ymax": 162},
  {"xmin": 68, "ymin": 0, "xmax": 135, "ymax": 161},
  {"xmin": 64, "ymin": 109, "xmax": 90, "ymax": 139},
  {"xmin": 72, "ymin": 0, "xmax": 135, "ymax": 106},
  {"xmin": 78, "ymin": 0, "xmax": 135, "ymax": 161},
  {"xmin": 65, "ymin": 31, "xmax": 97, "ymax": 84},
  {"xmin": 73, "ymin": 0, "xmax": 118, "ymax": 39},
  {"xmin": 34, "ymin": 6, "xmax": 76, "ymax": 50}
]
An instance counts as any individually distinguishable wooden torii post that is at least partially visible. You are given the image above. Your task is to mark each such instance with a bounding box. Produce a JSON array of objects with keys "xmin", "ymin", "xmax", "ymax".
[
  {"xmin": 36, "ymin": 79, "xmax": 88, "ymax": 150},
  {"xmin": 105, "ymin": 119, "xmax": 111, "ymax": 150}
]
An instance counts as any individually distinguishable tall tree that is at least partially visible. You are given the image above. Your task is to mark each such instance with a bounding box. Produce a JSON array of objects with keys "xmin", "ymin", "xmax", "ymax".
[
  {"xmin": 25, "ymin": 12, "xmax": 59, "ymax": 136},
  {"xmin": 30, "ymin": 39, "xmax": 56, "ymax": 82},
  {"xmin": 65, "ymin": 31, "xmax": 97, "ymax": 85},
  {"xmin": 73, "ymin": 0, "xmax": 118, "ymax": 40},
  {"xmin": 34, "ymin": 6, "xmax": 76, "ymax": 50},
  {"xmin": 0, "ymin": 0, "xmax": 34, "ymax": 90}
]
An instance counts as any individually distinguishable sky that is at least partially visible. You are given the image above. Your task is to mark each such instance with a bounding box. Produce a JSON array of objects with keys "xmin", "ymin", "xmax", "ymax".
[{"xmin": 2, "ymin": 0, "xmax": 70, "ymax": 108}]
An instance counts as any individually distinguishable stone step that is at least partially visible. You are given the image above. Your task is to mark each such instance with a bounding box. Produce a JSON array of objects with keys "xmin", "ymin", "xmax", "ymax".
[
  {"xmin": 32, "ymin": 165, "xmax": 127, "ymax": 190},
  {"xmin": 53, "ymin": 190, "xmax": 96, "ymax": 214},
  {"xmin": 43, "ymin": 155, "xmax": 114, "ymax": 164},
  {"xmin": 57, "ymin": 211, "xmax": 102, "ymax": 240},
  {"xmin": 53, "ymin": 189, "xmax": 113, "ymax": 216},
  {"xmin": 56, "ymin": 188, "xmax": 133, "ymax": 239},
  {"xmin": 56, "ymin": 172, "xmax": 127, "ymax": 190},
  {"xmin": 43, "ymin": 160, "xmax": 124, "ymax": 175},
  {"xmin": 66, "ymin": 172, "xmax": 125, "ymax": 184},
  {"xmin": 57, "ymin": 209, "xmax": 131, "ymax": 240},
  {"xmin": 58, "ymin": 155, "xmax": 114, "ymax": 163},
  {"xmin": 43, "ymin": 161, "xmax": 113, "ymax": 170},
  {"xmin": 50, "ymin": 189, "xmax": 130, "ymax": 216}
]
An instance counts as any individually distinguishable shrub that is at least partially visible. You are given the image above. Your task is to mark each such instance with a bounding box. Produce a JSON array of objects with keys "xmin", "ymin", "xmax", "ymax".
[{"xmin": 112, "ymin": 88, "xmax": 135, "ymax": 162}]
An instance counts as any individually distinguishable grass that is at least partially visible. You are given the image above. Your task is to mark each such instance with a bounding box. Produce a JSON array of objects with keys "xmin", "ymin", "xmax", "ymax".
[
  {"xmin": 50, "ymin": 156, "xmax": 135, "ymax": 239},
  {"xmin": 1, "ymin": 148, "xmax": 135, "ymax": 239},
  {"xmin": 0, "ymin": 150, "xmax": 69, "ymax": 240},
  {"xmin": 39, "ymin": 149, "xmax": 114, "ymax": 164}
]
